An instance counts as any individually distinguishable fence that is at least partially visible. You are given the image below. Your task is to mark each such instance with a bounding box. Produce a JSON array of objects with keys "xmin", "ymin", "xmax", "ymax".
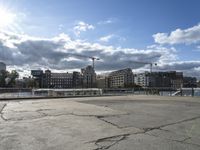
[{"xmin": 0, "ymin": 88, "xmax": 199, "ymax": 99}]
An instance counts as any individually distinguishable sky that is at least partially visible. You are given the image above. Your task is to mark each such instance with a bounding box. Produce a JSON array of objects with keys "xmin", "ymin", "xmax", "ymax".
[{"xmin": 0, "ymin": 0, "xmax": 200, "ymax": 79}]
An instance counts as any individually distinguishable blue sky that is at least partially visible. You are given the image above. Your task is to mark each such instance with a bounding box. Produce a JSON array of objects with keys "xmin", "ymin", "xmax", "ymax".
[{"xmin": 0, "ymin": 0, "xmax": 200, "ymax": 78}]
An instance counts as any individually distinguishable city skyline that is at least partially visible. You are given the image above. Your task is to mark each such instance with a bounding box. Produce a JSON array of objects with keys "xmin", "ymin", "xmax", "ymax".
[{"xmin": 0, "ymin": 0, "xmax": 200, "ymax": 79}]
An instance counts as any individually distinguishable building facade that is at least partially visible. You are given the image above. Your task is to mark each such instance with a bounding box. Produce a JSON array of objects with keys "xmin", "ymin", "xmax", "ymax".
[
  {"xmin": 31, "ymin": 70, "xmax": 44, "ymax": 88},
  {"xmin": 96, "ymin": 76, "xmax": 109, "ymax": 88},
  {"xmin": 134, "ymin": 72, "xmax": 150, "ymax": 87},
  {"xmin": 81, "ymin": 65, "xmax": 96, "ymax": 88},
  {"xmin": 73, "ymin": 71, "xmax": 83, "ymax": 88},
  {"xmin": 45, "ymin": 71, "xmax": 73, "ymax": 88},
  {"xmin": 197, "ymin": 81, "xmax": 200, "ymax": 88},
  {"xmin": 31, "ymin": 70, "xmax": 82, "ymax": 88},
  {"xmin": 108, "ymin": 68, "xmax": 133, "ymax": 88},
  {"xmin": 183, "ymin": 77, "xmax": 197, "ymax": 88},
  {"xmin": 135, "ymin": 71, "xmax": 183, "ymax": 89}
]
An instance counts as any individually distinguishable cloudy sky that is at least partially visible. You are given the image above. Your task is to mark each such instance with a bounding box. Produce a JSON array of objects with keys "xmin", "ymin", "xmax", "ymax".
[{"xmin": 0, "ymin": 0, "xmax": 200, "ymax": 79}]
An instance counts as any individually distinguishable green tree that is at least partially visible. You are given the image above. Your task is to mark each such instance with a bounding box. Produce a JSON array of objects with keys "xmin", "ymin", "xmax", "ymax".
[
  {"xmin": 27, "ymin": 79, "xmax": 38, "ymax": 88},
  {"xmin": 8, "ymin": 70, "xmax": 19, "ymax": 87},
  {"xmin": 0, "ymin": 70, "xmax": 9, "ymax": 87}
]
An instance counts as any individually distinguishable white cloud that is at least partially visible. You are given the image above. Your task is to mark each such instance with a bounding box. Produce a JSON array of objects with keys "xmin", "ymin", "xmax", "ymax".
[
  {"xmin": 73, "ymin": 21, "xmax": 95, "ymax": 36},
  {"xmin": 157, "ymin": 61, "xmax": 200, "ymax": 78},
  {"xmin": 153, "ymin": 24, "xmax": 200, "ymax": 45},
  {"xmin": 99, "ymin": 34, "xmax": 126, "ymax": 43},
  {"xmin": 98, "ymin": 18, "xmax": 117, "ymax": 25},
  {"xmin": 158, "ymin": 61, "xmax": 200, "ymax": 71},
  {"xmin": 99, "ymin": 34, "xmax": 114, "ymax": 42},
  {"xmin": 1, "ymin": 31, "xmax": 199, "ymax": 79},
  {"xmin": 0, "ymin": 31, "xmax": 169, "ymax": 75}
]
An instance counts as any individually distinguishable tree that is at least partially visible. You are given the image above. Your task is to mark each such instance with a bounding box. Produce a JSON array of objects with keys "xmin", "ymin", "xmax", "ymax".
[
  {"xmin": 0, "ymin": 70, "xmax": 19, "ymax": 87},
  {"xmin": 0, "ymin": 70, "xmax": 9, "ymax": 87},
  {"xmin": 124, "ymin": 83, "xmax": 142, "ymax": 88},
  {"xmin": 8, "ymin": 70, "xmax": 19, "ymax": 87},
  {"xmin": 27, "ymin": 79, "xmax": 38, "ymax": 88}
]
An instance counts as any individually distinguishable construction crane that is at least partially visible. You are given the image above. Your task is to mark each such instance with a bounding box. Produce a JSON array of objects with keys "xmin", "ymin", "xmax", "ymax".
[
  {"xmin": 131, "ymin": 61, "xmax": 157, "ymax": 73},
  {"xmin": 90, "ymin": 57, "xmax": 100, "ymax": 69},
  {"xmin": 67, "ymin": 53, "xmax": 100, "ymax": 70}
]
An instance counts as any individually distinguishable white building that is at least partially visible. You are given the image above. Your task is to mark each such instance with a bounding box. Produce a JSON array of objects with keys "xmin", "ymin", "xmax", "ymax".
[{"xmin": 134, "ymin": 72, "xmax": 150, "ymax": 87}]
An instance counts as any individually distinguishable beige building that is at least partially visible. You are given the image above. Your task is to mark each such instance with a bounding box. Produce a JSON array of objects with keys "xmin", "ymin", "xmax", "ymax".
[
  {"xmin": 108, "ymin": 68, "xmax": 133, "ymax": 88},
  {"xmin": 96, "ymin": 75, "xmax": 109, "ymax": 88}
]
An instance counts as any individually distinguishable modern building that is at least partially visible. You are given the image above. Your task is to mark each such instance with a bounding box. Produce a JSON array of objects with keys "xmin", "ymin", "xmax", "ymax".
[
  {"xmin": 134, "ymin": 72, "xmax": 150, "ymax": 87},
  {"xmin": 170, "ymin": 72, "xmax": 183, "ymax": 89},
  {"xmin": 135, "ymin": 71, "xmax": 183, "ymax": 89},
  {"xmin": 183, "ymin": 77, "xmax": 197, "ymax": 88},
  {"xmin": 31, "ymin": 70, "xmax": 43, "ymax": 88},
  {"xmin": 0, "ymin": 62, "xmax": 6, "ymax": 71},
  {"xmin": 81, "ymin": 65, "xmax": 96, "ymax": 88},
  {"xmin": 108, "ymin": 68, "xmax": 134, "ymax": 88},
  {"xmin": 73, "ymin": 71, "xmax": 83, "ymax": 88}
]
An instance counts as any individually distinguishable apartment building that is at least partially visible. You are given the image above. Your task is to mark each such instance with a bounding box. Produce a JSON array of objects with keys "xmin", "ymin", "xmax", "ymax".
[
  {"xmin": 31, "ymin": 70, "xmax": 82, "ymax": 88},
  {"xmin": 135, "ymin": 71, "xmax": 183, "ymax": 89},
  {"xmin": 108, "ymin": 68, "xmax": 133, "ymax": 88}
]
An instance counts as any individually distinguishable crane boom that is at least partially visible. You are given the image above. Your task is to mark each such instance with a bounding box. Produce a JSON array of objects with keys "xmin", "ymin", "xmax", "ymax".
[
  {"xmin": 66, "ymin": 53, "xmax": 100, "ymax": 69},
  {"xmin": 131, "ymin": 61, "xmax": 157, "ymax": 73}
]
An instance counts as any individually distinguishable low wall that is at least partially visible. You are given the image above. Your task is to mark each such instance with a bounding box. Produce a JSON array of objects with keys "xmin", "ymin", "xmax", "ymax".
[
  {"xmin": 0, "ymin": 88, "xmax": 32, "ymax": 93},
  {"xmin": 33, "ymin": 88, "xmax": 103, "ymax": 97}
]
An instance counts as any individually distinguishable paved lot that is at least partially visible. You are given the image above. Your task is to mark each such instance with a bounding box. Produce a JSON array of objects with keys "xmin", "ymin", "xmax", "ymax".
[{"xmin": 0, "ymin": 95, "xmax": 200, "ymax": 150}]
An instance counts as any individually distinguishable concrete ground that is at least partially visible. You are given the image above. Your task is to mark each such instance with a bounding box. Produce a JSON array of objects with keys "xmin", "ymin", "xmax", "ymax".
[{"xmin": 0, "ymin": 95, "xmax": 200, "ymax": 150}]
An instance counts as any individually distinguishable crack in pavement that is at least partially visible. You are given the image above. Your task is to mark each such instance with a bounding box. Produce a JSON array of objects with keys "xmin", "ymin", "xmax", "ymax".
[
  {"xmin": 145, "ymin": 132, "xmax": 200, "ymax": 147},
  {"xmin": 70, "ymin": 112, "xmax": 129, "ymax": 118},
  {"xmin": 90, "ymin": 115, "xmax": 200, "ymax": 149},
  {"xmin": 145, "ymin": 132, "xmax": 191, "ymax": 143},
  {"xmin": 143, "ymin": 115, "xmax": 200, "ymax": 133},
  {"xmin": 91, "ymin": 134, "xmax": 130, "ymax": 150},
  {"xmin": 97, "ymin": 116, "xmax": 123, "ymax": 129},
  {"xmin": 0, "ymin": 104, "xmax": 8, "ymax": 121},
  {"xmin": 181, "ymin": 137, "xmax": 192, "ymax": 142},
  {"xmin": 1, "ymin": 102, "xmax": 200, "ymax": 149},
  {"xmin": 0, "ymin": 109, "xmax": 127, "ymax": 122}
]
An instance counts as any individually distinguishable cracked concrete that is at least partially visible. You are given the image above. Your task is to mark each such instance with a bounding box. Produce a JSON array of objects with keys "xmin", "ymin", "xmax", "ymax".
[
  {"xmin": 0, "ymin": 103, "xmax": 7, "ymax": 121},
  {"xmin": 93, "ymin": 134, "xmax": 129, "ymax": 150},
  {"xmin": 0, "ymin": 95, "xmax": 200, "ymax": 150}
]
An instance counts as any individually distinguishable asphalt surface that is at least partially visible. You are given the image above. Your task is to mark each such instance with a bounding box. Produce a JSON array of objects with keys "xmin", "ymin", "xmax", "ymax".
[{"xmin": 0, "ymin": 95, "xmax": 200, "ymax": 150}]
